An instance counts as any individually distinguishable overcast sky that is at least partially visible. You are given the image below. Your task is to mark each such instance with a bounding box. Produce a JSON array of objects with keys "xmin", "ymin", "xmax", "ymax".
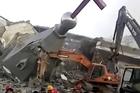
[{"xmin": 0, "ymin": 0, "xmax": 139, "ymax": 38}]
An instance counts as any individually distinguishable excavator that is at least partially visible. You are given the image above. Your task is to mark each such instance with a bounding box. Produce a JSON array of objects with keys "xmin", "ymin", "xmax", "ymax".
[
  {"xmin": 111, "ymin": 6, "xmax": 140, "ymax": 93},
  {"xmin": 48, "ymin": 50, "xmax": 120, "ymax": 92}
]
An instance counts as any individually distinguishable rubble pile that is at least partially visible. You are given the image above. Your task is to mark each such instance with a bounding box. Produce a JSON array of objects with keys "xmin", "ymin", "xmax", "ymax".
[{"xmin": 47, "ymin": 59, "xmax": 87, "ymax": 92}]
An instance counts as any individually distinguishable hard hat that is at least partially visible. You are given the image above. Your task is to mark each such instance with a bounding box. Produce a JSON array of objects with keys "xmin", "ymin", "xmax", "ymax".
[{"xmin": 47, "ymin": 85, "xmax": 53, "ymax": 91}]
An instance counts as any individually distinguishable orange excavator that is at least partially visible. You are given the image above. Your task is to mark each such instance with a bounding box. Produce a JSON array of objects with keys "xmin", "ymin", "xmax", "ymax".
[{"xmin": 48, "ymin": 50, "xmax": 120, "ymax": 88}]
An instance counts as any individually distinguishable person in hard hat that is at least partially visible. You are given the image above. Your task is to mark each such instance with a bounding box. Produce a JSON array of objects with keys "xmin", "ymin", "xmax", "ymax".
[
  {"xmin": 5, "ymin": 85, "xmax": 14, "ymax": 93},
  {"xmin": 47, "ymin": 85, "xmax": 53, "ymax": 93},
  {"xmin": 47, "ymin": 85, "xmax": 58, "ymax": 93}
]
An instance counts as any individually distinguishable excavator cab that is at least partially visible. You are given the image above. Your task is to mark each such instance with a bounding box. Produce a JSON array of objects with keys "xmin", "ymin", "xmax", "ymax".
[
  {"xmin": 90, "ymin": 65, "xmax": 105, "ymax": 79},
  {"xmin": 85, "ymin": 63, "xmax": 120, "ymax": 87},
  {"xmin": 120, "ymin": 66, "xmax": 140, "ymax": 93}
]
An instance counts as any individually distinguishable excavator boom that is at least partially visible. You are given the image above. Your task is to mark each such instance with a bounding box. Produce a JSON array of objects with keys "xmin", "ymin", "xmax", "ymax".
[
  {"xmin": 49, "ymin": 50, "xmax": 92, "ymax": 69},
  {"xmin": 112, "ymin": 6, "xmax": 140, "ymax": 92},
  {"xmin": 110, "ymin": 6, "xmax": 140, "ymax": 71},
  {"xmin": 113, "ymin": 6, "xmax": 140, "ymax": 52}
]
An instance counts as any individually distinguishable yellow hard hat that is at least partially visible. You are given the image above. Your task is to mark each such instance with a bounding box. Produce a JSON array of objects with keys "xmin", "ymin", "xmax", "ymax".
[{"xmin": 47, "ymin": 85, "xmax": 53, "ymax": 91}]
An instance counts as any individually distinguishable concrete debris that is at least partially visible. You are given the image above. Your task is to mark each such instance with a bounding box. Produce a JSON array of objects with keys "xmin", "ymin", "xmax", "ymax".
[{"xmin": 0, "ymin": 4, "xmax": 140, "ymax": 93}]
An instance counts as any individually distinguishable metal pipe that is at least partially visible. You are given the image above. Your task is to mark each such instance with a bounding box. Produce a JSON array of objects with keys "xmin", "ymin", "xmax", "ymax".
[
  {"xmin": 93, "ymin": 0, "xmax": 106, "ymax": 10},
  {"xmin": 71, "ymin": 0, "xmax": 90, "ymax": 19}
]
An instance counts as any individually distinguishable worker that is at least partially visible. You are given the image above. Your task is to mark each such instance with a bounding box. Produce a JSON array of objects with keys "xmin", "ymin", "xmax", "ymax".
[
  {"xmin": 47, "ymin": 85, "xmax": 58, "ymax": 93},
  {"xmin": 5, "ymin": 85, "xmax": 14, "ymax": 93},
  {"xmin": 73, "ymin": 83, "xmax": 83, "ymax": 93},
  {"xmin": 37, "ymin": 46, "xmax": 49, "ymax": 82}
]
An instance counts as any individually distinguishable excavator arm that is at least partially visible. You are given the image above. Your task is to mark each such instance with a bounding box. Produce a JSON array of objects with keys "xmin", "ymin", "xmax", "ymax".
[
  {"xmin": 108, "ymin": 6, "xmax": 140, "ymax": 73},
  {"xmin": 113, "ymin": 6, "xmax": 140, "ymax": 53},
  {"xmin": 48, "ymin": 50, "xmax": 92, "ymax": 69},
  {"xmin": 126, "ymin": 14, "xmax": 140, "ymax": 48}
]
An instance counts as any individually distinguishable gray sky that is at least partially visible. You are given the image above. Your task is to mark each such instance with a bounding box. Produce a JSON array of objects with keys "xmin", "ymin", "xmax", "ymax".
[{"xmin": 0, "ymin": 0, "xmax": 139, "ymax": 38}]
